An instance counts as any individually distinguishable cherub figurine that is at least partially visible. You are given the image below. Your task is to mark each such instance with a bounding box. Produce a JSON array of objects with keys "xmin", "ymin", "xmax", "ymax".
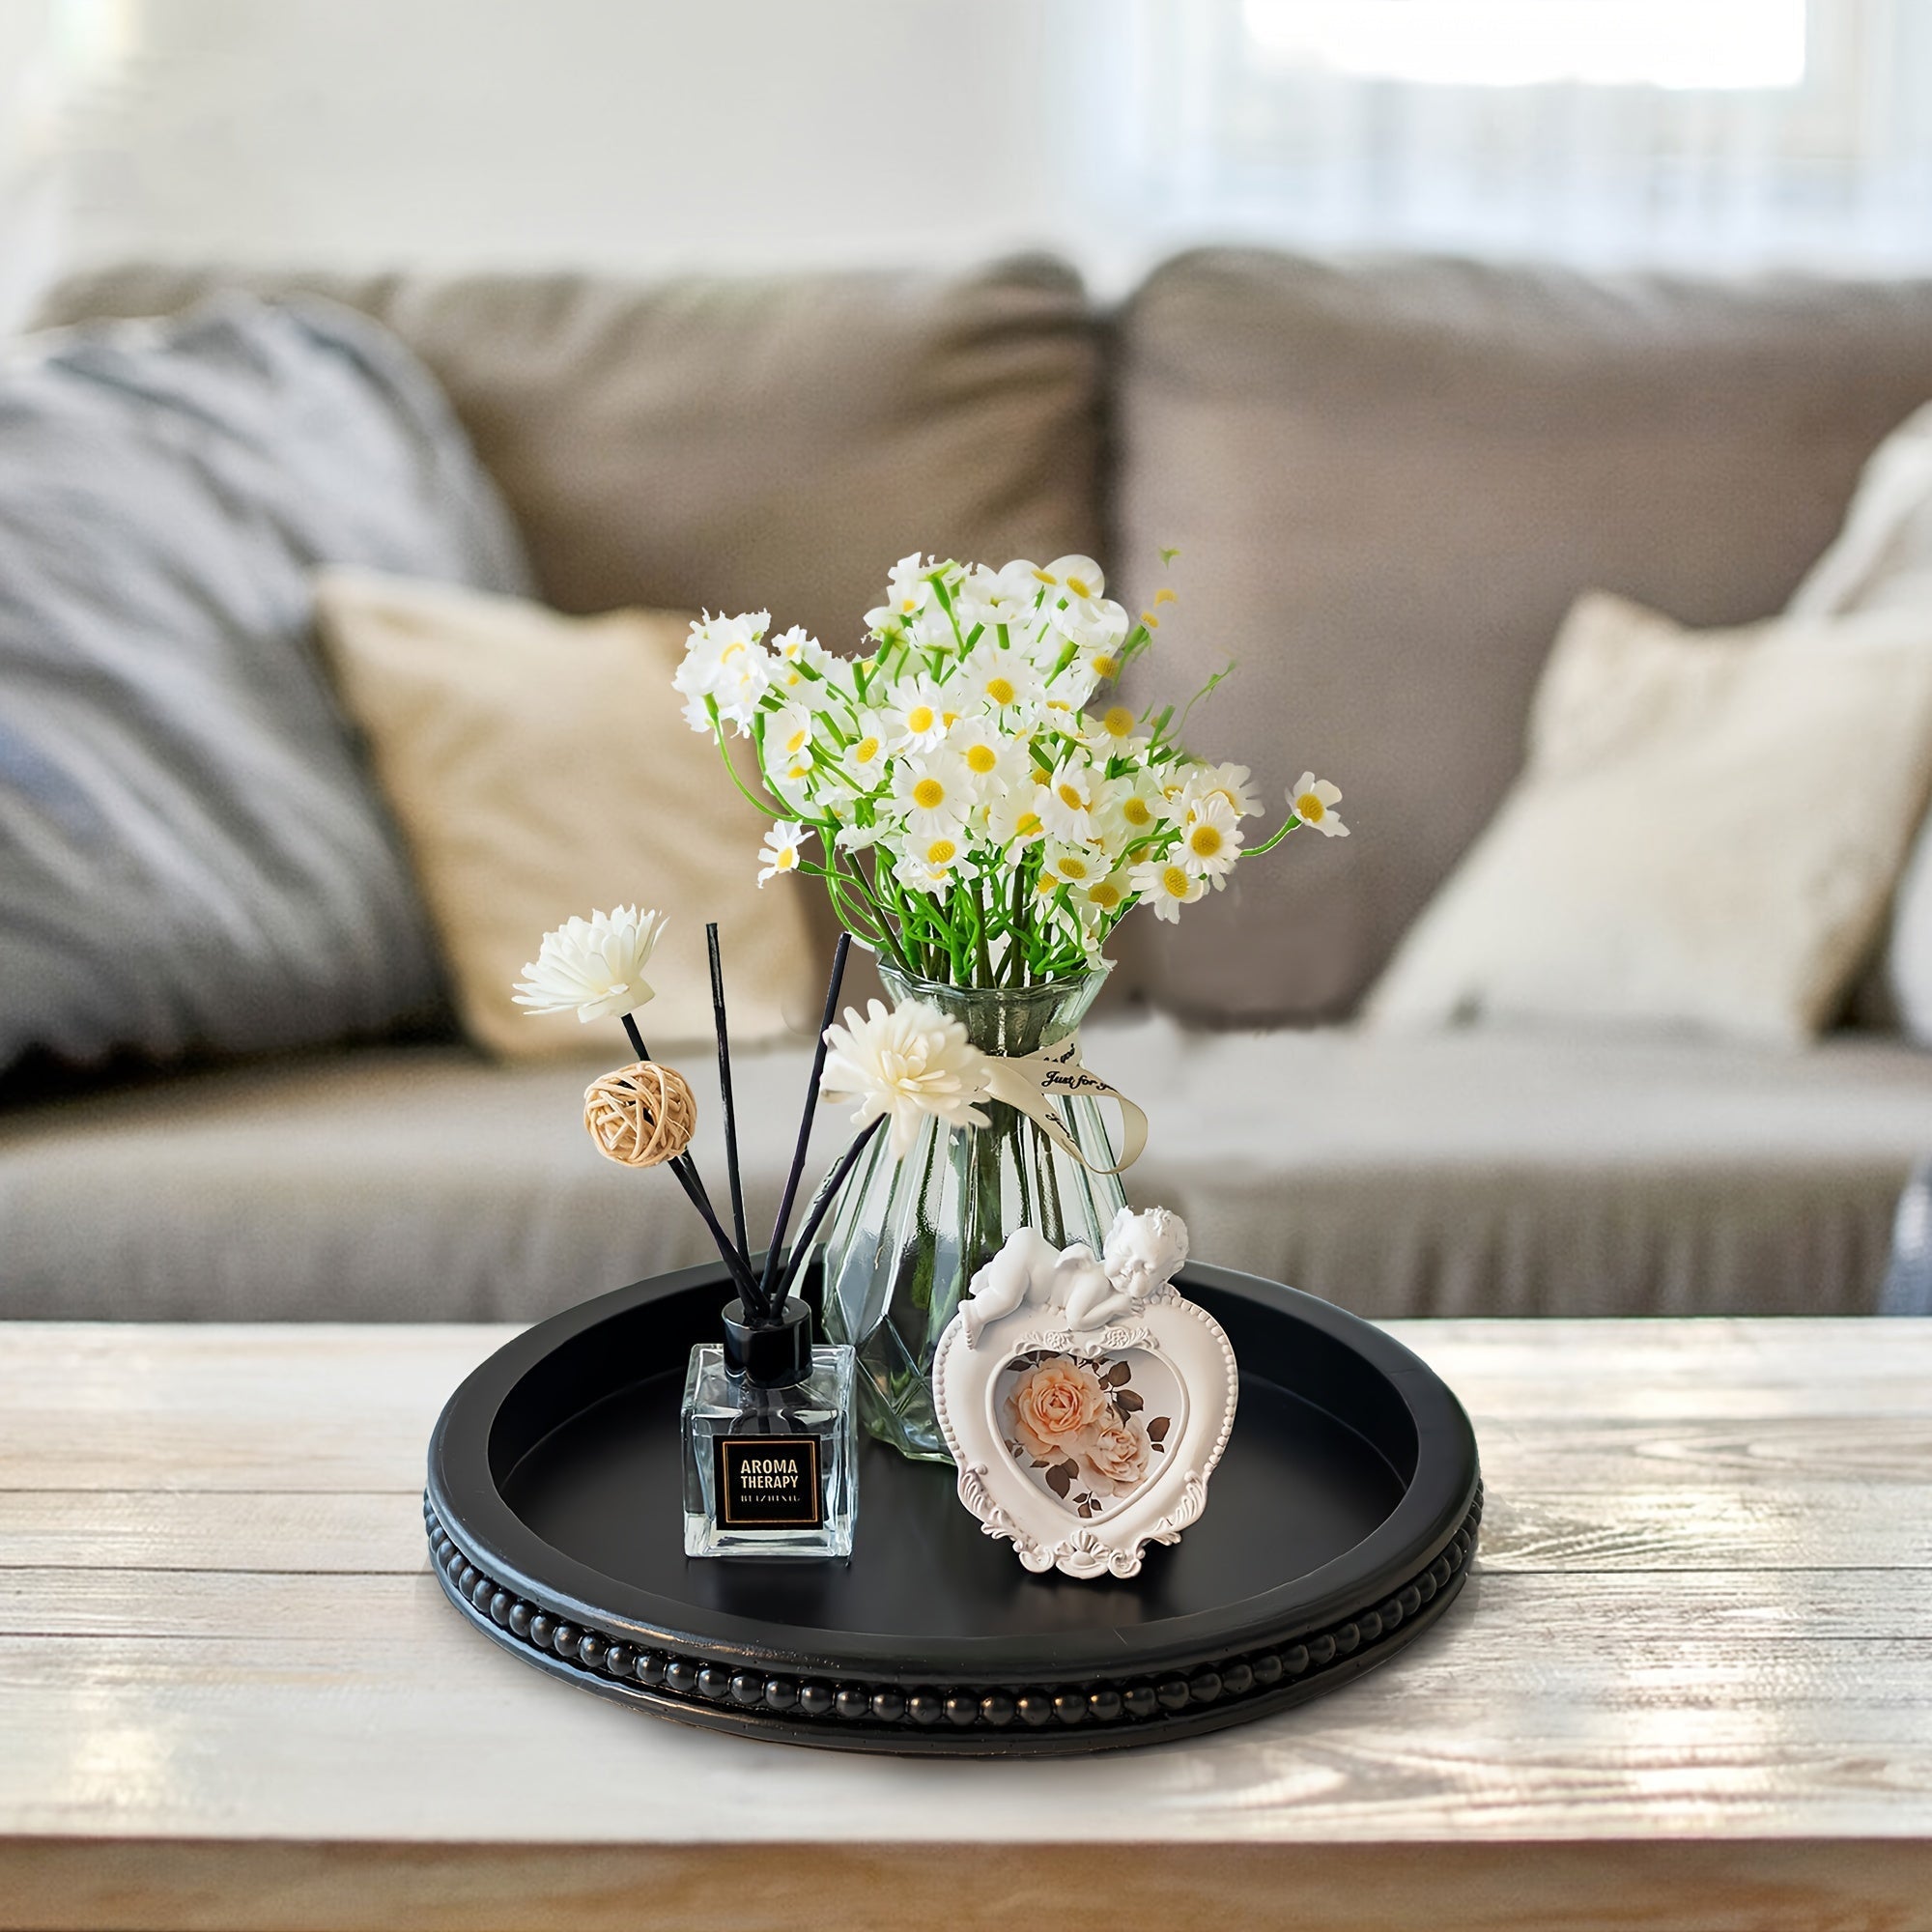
[{"xmin": 959, "ymin": 1206, "xmax": 1190, "ymax": 1348}]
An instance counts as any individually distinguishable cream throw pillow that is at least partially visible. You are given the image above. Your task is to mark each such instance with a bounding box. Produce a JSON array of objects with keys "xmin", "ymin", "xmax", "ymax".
[
  {"xmin": 312, "ymin": 570, "xmax": 817, "ymax": 1059},
  {"xmin": 1365, "ymin": 592, "xmax": 1932, "ymax": 1046},
  {"xmin": 1788, "ymin": 400, "xmax": 1932, "ymax": 1042}
]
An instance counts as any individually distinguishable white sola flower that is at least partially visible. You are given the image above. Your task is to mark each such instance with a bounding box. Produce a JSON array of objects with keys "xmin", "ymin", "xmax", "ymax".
[
  {"xmin": 819, "ymin": 998, "xmax": 992, "ymax": 1159},
  {"xmin": 1289, "ymin": 772, "xmax": 1350, "ymax": 838},
  {"xmin": 513, "ymin": 905, "xmax": 668, "ymax": 1024},
  {"xmin": 758, "ymin": 819, "xmax": 813, "ymax": 885}
]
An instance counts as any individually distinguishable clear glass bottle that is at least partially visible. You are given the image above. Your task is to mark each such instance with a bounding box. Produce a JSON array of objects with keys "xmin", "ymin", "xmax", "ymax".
[
  {"xmin": 820, "ymin": 963, "xmax": 1125, "ymax": 1463},
  {"xmin": 682, "ymin": 1295, "xmax": 857, "ymax": 1559}
]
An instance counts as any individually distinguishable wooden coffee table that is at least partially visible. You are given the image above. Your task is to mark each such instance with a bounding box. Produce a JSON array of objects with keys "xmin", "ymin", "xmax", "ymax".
[{"xmin": 1, "ymin": 1318, "xmax": 1927, "ymax": 1931}]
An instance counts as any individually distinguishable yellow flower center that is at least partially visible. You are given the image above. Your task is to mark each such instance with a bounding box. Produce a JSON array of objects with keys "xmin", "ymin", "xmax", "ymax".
[
  {"xmin": 1295, "ymin": 791, "xmax": 1324, "ymax": 822},
  {"xmin": 1161, "ymin": 865, "xmax": 1190, "ymax": 898},
  {"xmin": 966, "ymin": 745, "xmax": 998, "ymax": 774},
  {"xmin": 1122, "ymin": 798, "xmax": 1152, "ymax": 828},
  {"xmin": 784, "ymin": 726, "xmax": 809, "ymax": 753},
  {"xmin": 854, "ymin": 735, "xmax": 880, "ymax": 764},
  {"xmin": 1102, "ymin": 706, "xmax": 1136, "ymax": 738},
  {"xmin": 1189, "ymin": 824, "xmax": 1223, "ymax": 859},
  {"xmin": 1065, "ymin": 575, "xmax": 1093, "ymax": 599},
  {"xmin": 1091, "ymin": 654, "xmax": 1119, "ymax": 679},
  {"xmin": 1057, "ymin": 783, "xmax": 1085, "ymax": 810},
  {"xmin": 1154, "ymin": 587, "xmax": 1178, "ymax": 608},
  {"xmin": 1032, "ymin": 567, "xmax": 1057, "ymax": 585},
  {"xmin": 907, "ymin": 704, "xmax": 935, "ymax": 734},
  {"xmin": 1015, "ymin": 810, "xmax": 1042, "ymax": 838},
  {"xmin": 926, "ymin": 838, "xmax": 956, "ymax": 865},
  {"xmin": 1059, "ymin": 854, "xmax": 1090, "ymax": 880},
  {"xmin": 1089, "ymin": 881, "xmax": 1123, "ymax": 909},
  {"xmin": 986, "ymin": 676, "xmax": 1015, "ymax": 705},
  {"xmin": 913, "ymin": 778, "xmax": 946, "ymax": 810}
]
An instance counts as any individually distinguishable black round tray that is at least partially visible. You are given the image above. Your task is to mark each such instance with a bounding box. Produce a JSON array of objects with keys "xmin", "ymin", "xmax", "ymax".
[{"xmin": 425, "ymin": 1258, "xmax": 1482, "ymax": 1755}]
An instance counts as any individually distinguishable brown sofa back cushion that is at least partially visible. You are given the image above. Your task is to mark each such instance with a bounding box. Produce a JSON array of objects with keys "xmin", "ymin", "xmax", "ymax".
[
  {"xmin": 35, "ymin": 258, "xmax": 1103, "ymax": 652},
  {"xmin": 1113, "ymin": 249, "xmax": 1932, "ymax": 1025}
]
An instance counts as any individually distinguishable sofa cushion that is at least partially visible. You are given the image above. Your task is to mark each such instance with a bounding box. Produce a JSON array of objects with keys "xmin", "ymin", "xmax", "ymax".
[
  {"xmin": 0, "ymin": 296, "xmax": 531, "ymax": 1076},
  {"xmin": 310, "ymin": 571, "xmax": 820, "ymax": 1057},
  {"xmin": 1114, "ymin": 249, "xmax": 1932, "ymax": 1025},
  {"xmin": 33, "ymin": 260, "xmax": 1104, "ymax": 651},
  {"xmin": 1365, "ymin": 592, "xmax": 1932, "ymax": 1045},
  {"xmin": 2, "ymin": 1022, "xmax": 1922, "ymax": 1321}
]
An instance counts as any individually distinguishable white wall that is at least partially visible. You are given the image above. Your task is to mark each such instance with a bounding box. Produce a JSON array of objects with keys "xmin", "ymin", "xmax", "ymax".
[{"xmin": 28, "ymin": 0, "xmax": 1125, "ymax": 310}]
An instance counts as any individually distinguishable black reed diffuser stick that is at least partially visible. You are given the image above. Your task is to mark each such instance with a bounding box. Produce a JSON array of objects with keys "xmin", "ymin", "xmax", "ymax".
[
  {"xmin": 775, "ymin": 1114, "xmax": 883, "ymax": 1302},
  {"xmin": 705, "ymin": 923, "xmax": 750, "ymax": 1268},
  {"xmin": 756, "ymin": 931, "xmax": 851, "ymax": 1313},
  {"xmin": 621, "ymin": 1011, "xmax": 758, "ymax": 1302}
]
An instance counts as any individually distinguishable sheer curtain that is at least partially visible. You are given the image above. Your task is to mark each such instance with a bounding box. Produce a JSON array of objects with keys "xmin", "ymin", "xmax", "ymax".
[{"xmin": 1099, "ymin": 0, "xmax": 1932, "ymax": 270}]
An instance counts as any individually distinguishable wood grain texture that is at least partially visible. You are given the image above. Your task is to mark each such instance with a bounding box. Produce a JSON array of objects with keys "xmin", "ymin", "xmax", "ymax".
[
  {"xmin": 9, "ymin": 1838, "xmax": 1932, "ymax": 1932},
  {"xmin": 0, "ymin": 1317, "xmax": 1928, "ymax": 1932}
]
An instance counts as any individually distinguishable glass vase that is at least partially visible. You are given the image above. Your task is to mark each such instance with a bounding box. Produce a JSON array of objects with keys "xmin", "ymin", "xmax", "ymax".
[{"xmin": 820, "ymin": 961, "xmax": 1126, "ymax": 1463}]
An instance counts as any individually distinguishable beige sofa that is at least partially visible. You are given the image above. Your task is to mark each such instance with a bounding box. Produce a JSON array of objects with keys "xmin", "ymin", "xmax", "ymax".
[{"xmin": 11, "ymin": 251, "xmax": 1932, "ymax": 1322}]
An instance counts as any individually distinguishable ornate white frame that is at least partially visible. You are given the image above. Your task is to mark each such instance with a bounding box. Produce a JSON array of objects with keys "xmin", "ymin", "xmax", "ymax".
[{"xmin": 933, "ymin": 1285, "xmax": 1239, "ymax": 1580}]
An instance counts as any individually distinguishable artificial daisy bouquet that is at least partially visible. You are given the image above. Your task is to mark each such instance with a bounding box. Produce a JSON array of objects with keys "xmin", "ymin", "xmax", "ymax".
[
  {"xmin": 659, "ymin": 549, "xmax": 1346, "ymax": 1461},
  {"xmin": 673, "ymin": 552, "xmax": 1345, "ymax": 986}
]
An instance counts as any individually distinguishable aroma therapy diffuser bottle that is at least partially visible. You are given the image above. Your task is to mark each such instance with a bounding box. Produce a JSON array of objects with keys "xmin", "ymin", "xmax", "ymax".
[{"xmin": 682, "ymin": 1294, "xmax": 857, "ymax": 1558}]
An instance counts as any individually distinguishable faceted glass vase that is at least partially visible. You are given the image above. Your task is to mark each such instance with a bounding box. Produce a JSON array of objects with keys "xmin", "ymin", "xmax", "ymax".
[{"xmin": 820, "ymin": 962, "xmax": 1126, "ymax": 1463}]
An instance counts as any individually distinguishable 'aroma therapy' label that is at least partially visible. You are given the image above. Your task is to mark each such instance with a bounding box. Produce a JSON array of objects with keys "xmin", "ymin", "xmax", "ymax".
[{"xmin": 715, "ymin": 1435, "xmax": 824, "ymax": 1529}]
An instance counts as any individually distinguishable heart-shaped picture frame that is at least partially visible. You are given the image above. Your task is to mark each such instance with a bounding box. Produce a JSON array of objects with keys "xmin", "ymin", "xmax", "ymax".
[{"xmin": 933, "ymin": 1208, "xmax": 1238, "ymax": 1580}]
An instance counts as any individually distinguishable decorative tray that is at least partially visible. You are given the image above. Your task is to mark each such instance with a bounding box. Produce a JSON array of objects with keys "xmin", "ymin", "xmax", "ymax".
[{"xmin": 425, "ymin": 1258, "xmax": 1482, "ymax": 1756}]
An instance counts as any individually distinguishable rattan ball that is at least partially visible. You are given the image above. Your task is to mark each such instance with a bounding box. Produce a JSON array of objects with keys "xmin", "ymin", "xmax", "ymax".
[{"xmin": 583, "ymin": 1061, "xmax": 697, "ymax": 1168}]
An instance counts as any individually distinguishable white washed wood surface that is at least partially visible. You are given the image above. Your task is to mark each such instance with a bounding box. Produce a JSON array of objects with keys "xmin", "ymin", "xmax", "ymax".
[{"xmin": 1, "ymin": 1319, "xmax": 1929, "ymax": 1932}]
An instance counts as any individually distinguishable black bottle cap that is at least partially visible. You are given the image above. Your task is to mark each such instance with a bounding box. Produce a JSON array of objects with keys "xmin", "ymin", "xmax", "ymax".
[{"xmin": 721, "ymin": 1296, "xmax": 812, "ymax": 1388}]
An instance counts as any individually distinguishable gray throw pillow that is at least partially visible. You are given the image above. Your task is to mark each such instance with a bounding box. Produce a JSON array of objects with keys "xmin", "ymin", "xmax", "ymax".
[{"xmin": 0, "ymin": 295, "xmax": 531, "ymax": 1072}]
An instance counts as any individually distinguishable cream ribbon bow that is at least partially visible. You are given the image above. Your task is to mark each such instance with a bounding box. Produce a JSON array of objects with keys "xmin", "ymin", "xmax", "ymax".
[{"xmin": 978, "ymin": 1033, "xmax": 1148, "ymax": 1177}]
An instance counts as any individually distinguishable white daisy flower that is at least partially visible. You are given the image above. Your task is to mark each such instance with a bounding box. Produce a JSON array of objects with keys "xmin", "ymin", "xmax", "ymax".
[
  {"xmin": 1183, "ymin": 761, "xmax": 1264, "ymax": 821},
  {"xmin": 896, "ymin": 829, "xmax": 966, "ymax": 892},
  {"xmin": 675, "ymin": 611, "xmax": 769, "ymax": 698},
  {"xmin": 988, "ymin": 783, "xmax": 1049, "ymax": 848},
  {"xmin": 1097, "ymin": 768, "xmax": 1168, "ymax": 849},
  {"xmin": 513, "ymin": 905, "xmax": 668, "ymax": 1024},
  {"xmin": 819, "ymin": 998, "xmax": 992, "ymax": 1160},
  {"xmin": 757, "ymin": 819, "xmax": 813, "ymax": 886},
  {"xmin": 1178, "ymin": 793, "xmax": 1243, "ymax": 878},
  {"xmin": 1041, "ymin": 839, "xmax": 1105, "ymax": 888},
  {"xmin": 833, "ymin": 820, "xmax": 887, "ymax": 852},
  {"xmin": 957, "ymin": 562, "xmax": 1040, "ymax": 636},
  {"xmin": 880, "ymin": 676, "xmax": 952, "ymax": 753},
  {"xmin": 945, "ymin": 716, "xmax": 1027, "ymax": 799},
  {"xmin": 1089, "ymin": 702, "xmax": 1147, "ymax": 752},
  {"xmin": 889, "ymin": 748, "xmax": 972, "ymax": 839},
  {"xmin": 764, "ymin": 702, "xmax": 816, "ymax": 771},
  {"xmin": 955, "ymin": 640, "xmax": 1043, "ymax": 718},
  {"xmin": 1289, "ymin": 772, "xmax": 1350, "ymax": 838},
  {"xmin": 1074, "ymin": 871, "xmax": 1131, "ymax": 923},
  {"xmin": 1033, "ymin": 554, "xmax": 1106, "ymax": 603},
  {"xmin": 1038, "ymin": 755, "xmax": 1100, "ymax": 841},
  {"xmin": 837, "ymin": 708, "xmax": 893, "ymax": 789},
  {"xmin": 1129, "ymin": 856, "xmax": 1208, "ymax": 923}
]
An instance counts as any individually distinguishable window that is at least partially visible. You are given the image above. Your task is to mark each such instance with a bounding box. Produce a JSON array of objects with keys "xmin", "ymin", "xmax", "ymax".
[{"xmin": 1101, "ymin": 0, "xmax": 1932, "ymax": 269}]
